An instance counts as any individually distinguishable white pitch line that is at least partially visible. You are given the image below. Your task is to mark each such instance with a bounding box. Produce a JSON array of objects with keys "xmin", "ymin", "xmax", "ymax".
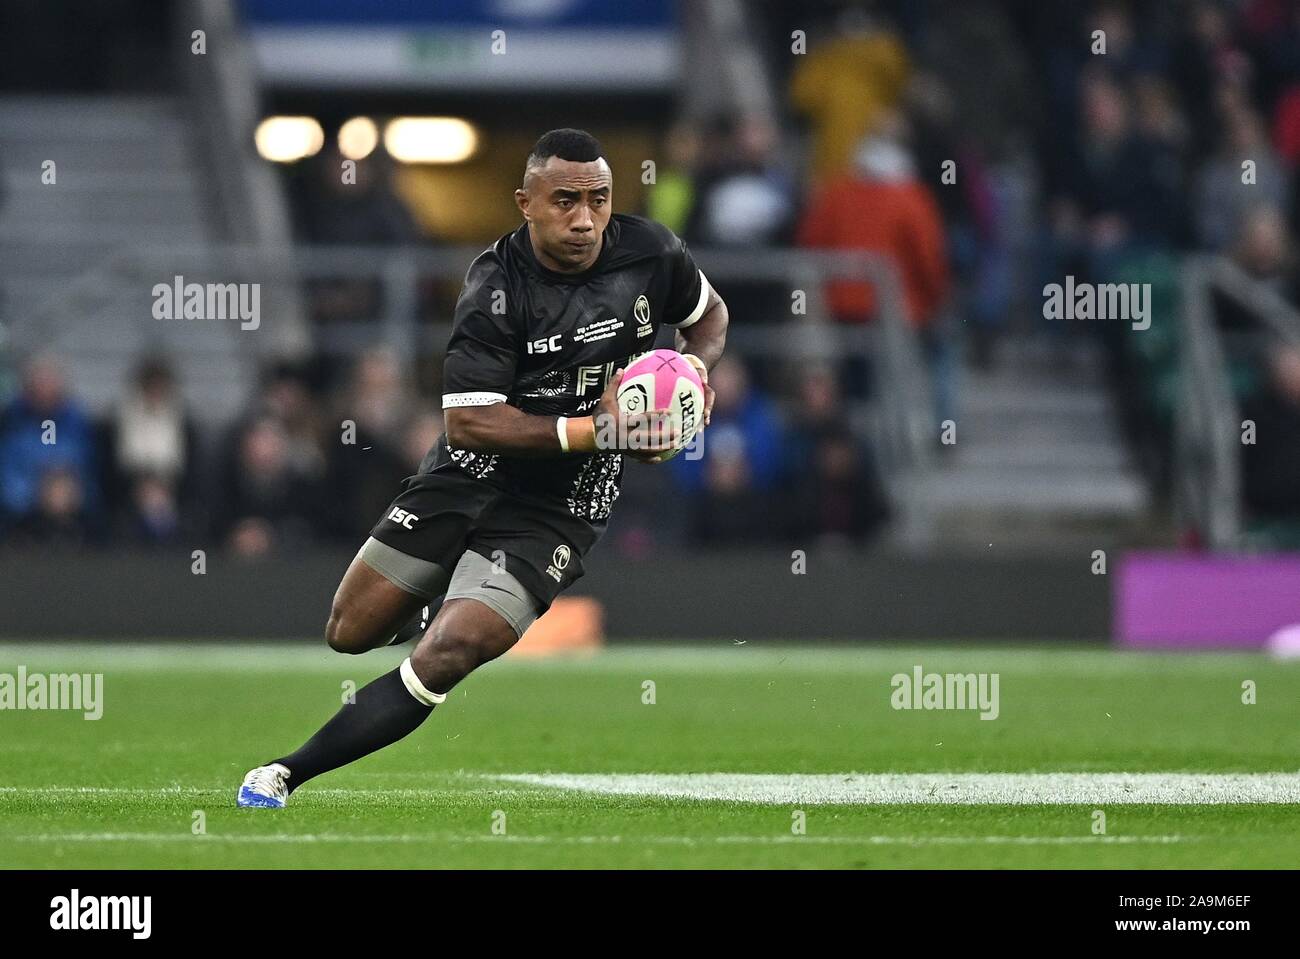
[
  {"xmin": 0, "ymin": 786, "xmax": 530, "ymax": 799},
  {"xmin": 495, "ymin": 772, "xmax": 1300, "ymax": 805},
  {"xmin": 3, "ymin": 832, "xmax": 1190, "ymax": 846},
  {"xmin": 4, "ymin": 772, "xmax": 1299, "ymax": 805}
]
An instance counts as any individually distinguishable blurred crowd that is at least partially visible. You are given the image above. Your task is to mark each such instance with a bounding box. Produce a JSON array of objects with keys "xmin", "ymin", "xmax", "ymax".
[
  {"xmin": 694, "ymin": 0, "xmax": 1300, "ymax": 541},
  {"xmin": 0, "ymin": 351, "xmax": 443, "ymax": 556},
  {"xmin": 9, "ymin": 0, "xmax": 1300, "ymax": 551},
  {"xmin": 0, "ymin": 348, "xmax": 888, "ymax": 554},
  {"xmin": 645, "ymin": 0, "xmax": 1300, "ymax": 543}
]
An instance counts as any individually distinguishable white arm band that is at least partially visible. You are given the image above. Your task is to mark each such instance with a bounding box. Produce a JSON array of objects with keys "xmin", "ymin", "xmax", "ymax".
[{"xmin": 670, "ymin": 272, "xmax": 711, "ymax": 329}]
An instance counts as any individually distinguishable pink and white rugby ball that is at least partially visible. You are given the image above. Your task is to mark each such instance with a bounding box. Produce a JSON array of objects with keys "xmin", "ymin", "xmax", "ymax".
[{"xmin": 616, "ymin": 349, "xmax": 704, "ymax": 461}]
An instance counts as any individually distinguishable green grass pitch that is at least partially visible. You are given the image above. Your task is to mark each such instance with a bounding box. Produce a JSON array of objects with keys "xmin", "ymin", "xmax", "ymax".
[{"xmin": 1, "ymin": 643, "xmax": 1297, "ymax": 869}]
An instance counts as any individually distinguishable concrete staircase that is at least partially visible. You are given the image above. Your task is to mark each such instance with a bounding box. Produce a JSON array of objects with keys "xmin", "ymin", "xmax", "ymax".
[
  {"xmin": 0, "ymin": 95, "xmax": 256, "ymax": 424},
  {"xmin": 903, "ymin": 336, "xmax": 1153, "ymax": 551}
]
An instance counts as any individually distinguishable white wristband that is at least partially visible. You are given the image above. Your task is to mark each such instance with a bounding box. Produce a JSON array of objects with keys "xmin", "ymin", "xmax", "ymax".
[
  {"xmin": 556, "ymin": 416, "xmax": 570, "ymax": 453},
  {"xmin": 682, "ymin": 353, "xmax": 707, "ymax": 376}
]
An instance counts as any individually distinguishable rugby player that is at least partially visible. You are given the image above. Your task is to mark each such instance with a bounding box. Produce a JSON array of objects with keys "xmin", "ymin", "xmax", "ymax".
[{"xmin": 238, "ymin": 128, "xmax": 728, "ymax": 806}]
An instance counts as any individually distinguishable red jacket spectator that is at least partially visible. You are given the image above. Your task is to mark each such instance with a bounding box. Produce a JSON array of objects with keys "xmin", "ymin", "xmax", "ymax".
[
  {"xmin": 1273, "ymin": 85, "xmax": 1300, "ymax": 168},
  {"xmin": 797, "ymin": 137, "xmax": 950, "ymax": 327}
]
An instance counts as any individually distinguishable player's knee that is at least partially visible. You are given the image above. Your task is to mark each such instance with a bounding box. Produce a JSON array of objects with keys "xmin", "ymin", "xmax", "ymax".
[
  {"xmin": 325, "ymin": 603, "xmax": 371, "ymax": 655},
  {"xmin": 412, "ymin": 613, "xmax": 513, "ymax": 687}
]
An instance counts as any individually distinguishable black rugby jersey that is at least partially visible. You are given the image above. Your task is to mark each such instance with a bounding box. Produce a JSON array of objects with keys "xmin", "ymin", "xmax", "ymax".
[{"xmin": 431, "ymin": 213, "xmax": 711, "ymax": 523}]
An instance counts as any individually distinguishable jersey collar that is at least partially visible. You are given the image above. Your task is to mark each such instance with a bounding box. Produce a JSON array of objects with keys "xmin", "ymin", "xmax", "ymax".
[{"xmin": 512, "ymin": 216, "xmax": 620, "ymax": 284}]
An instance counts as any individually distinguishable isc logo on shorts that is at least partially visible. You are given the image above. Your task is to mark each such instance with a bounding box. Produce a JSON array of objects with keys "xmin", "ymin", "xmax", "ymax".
[{"xmin": 387, "ymin": 507, "xmax": 418, "ymax": 530}]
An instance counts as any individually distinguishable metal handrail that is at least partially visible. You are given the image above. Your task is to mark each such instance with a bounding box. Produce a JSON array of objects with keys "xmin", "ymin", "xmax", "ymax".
[
  {"xmin": 1207, "ymin": 257, "xmax": 1300, "ymax": 345},
  {"xmin": 1176, "ymin": 258, "xmax": 1239, "ymax": 547},
  {"xmin": 18, "ymin": 242, "xmax": 934, "ymax": 482},
  {"xmin": 1172, "ymin": 255, "xmax": 1299, "ymax": 549},
  {"xmin": 177, "ymin": 0, "xmax": 291, "ymax": 248},
  {"xmin": 175, "ymin": 0, "xmax": 308, "ymax": 357}
]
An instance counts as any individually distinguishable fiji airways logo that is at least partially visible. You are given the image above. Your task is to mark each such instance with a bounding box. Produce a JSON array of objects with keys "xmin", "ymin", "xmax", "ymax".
[{"xmin": 576, "ymin": 355, "xmax": 652, "ymax": 398}]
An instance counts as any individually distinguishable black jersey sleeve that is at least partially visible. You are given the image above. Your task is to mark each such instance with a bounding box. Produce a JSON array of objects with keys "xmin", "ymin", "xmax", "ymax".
[
  {"xmin": 442, "ymin": 259, "xmax": 520, "ymax": 408},
  {"xmin": 663, "ymin": 233, "xmax": 710, "ymax": 329}
]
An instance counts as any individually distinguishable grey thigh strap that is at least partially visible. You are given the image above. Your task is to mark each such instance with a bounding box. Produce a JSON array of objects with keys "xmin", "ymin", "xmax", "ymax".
[
  {"xmin": 357, "ymin": 537, "xmax": 451, "ymax": 600},
  {"xmin": 443, "ymin": 550, "xmax": 541, "ymax": 638}
]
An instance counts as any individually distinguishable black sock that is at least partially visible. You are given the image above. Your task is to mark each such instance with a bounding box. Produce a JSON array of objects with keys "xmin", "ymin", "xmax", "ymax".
[{"xmin": 272, "ymin": 666, "xmax": 434, "ymax": 791}]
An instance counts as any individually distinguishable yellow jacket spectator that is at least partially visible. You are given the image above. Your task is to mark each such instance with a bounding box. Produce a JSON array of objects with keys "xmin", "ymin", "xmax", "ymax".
[{"xmin": 790, "ymin": 28, "xmax": 910, "ymax": 181}]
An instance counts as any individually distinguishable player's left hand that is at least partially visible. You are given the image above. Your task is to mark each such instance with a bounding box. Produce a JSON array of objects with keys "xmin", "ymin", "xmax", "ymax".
[
  {"xmin": 593, "ymin": 368, "xmax": 680, "ymax": 462},
  {"xmin": 682, "ymin": 353, "xmax": 713, "ymax": 428}
]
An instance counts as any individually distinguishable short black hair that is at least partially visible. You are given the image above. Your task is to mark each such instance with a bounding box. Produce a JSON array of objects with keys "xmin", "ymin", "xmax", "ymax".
[{"xmin": 524, "ymin": 128, "xmax": 604, "ymax": 182}]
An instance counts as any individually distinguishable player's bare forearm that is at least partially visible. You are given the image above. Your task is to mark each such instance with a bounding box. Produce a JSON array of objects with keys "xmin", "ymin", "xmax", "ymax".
[
  {"xmin": 445, "ymin": 372, "xmax": 676, "ymax": 460},
  {"xmin": 445, "ymin": 403, "xmax": 568, "ymax": 456},
  {"xmin": 675, "ymin": 290, "xmax": 728, "ymax": 370}
]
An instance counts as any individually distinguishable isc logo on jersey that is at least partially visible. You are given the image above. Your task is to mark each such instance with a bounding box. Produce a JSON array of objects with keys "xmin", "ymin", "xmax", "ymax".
[{"xmin": 527, "ymin": 334, "xmax": 563, "ymax": 354}]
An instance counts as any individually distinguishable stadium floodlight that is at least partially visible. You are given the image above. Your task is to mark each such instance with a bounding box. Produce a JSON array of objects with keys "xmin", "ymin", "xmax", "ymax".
[
  {"xmin": 339, "ymin": 116, "xmax": 380, "ymax": 160},
  {"xmin": 383, "ymin": 117, "xmax": 478, "ymax": 163},
  {"xmin": 255, "ymin": 116, "xmax": 325, "ymax": 163}
]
